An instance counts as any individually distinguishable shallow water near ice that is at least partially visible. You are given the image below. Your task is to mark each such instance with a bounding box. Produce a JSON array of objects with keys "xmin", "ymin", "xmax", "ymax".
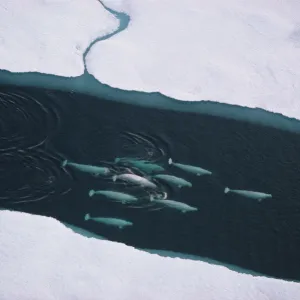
[
  {"xmin": 1, "ymin": 68, "xmax": 300, "ymax": 135},
  {"xmin": 0, "ymin": 84, "xmax": 300, "ymax": 282}
]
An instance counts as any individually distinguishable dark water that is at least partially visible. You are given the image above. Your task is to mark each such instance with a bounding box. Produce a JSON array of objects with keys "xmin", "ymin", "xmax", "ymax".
[{"xmin": 1, "ymin": 84, "xmax": 300, "ymax": 281}]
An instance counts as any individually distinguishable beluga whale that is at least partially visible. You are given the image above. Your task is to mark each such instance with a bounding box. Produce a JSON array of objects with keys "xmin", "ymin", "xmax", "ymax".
[
  {"xmin": 168, "ymin": 158, "xmax": 212, "ymax": 176},
  {"xmin": 62, "ymin": 160, "xmax": 110, "ymax": 177},
  {"xmin": 152, "ymin": 174, "xmax": 192, "ymax": 188},
  {"xmin": 112, "ymin": 173, "xmax": 157, "ymax": 189},
  {"xmin": 89, "ymin": 190, "xmax": 138, "ymax": 204},
  {"xmin": 84, "ymin": 214, "xmax": 133, "ymax": 229},
  {"xmin": 224, "ymin": 187, "xmax": 272, "ymax": 201},
  {"xmin": 115, "ymin": 157, "xmax": 164, "ymax": 174},
  {"xmin": 150, "ymin": 198, "xmax": 198, "ymax": 213}
]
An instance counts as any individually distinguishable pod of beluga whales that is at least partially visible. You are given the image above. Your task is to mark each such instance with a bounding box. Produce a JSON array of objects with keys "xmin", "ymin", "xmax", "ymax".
[{"xmin": 62, "ymin": 157, "xmax": 272, "ymax": 230}]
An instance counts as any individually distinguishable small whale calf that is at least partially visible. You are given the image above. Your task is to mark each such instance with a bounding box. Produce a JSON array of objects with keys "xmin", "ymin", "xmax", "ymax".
[
  {"xmin": 151, "ymin": 199, "xmax": 198, "ymax": 213},
  {"xmin": 152, "ymin": 174, "xmax": 192, "ymax": 188},
  {"xmin": 62, "ymin": 160, "xmax": 110, "ymax": 176},
  {"xmin": 112, "ymin": 173, "xmax": 157, "ymax": 189},
  {"xmin": 224, "ymin": 187, "xmax": 272, "ymax": 201},
  {"xmin": 84, "ymin": 214, "xmax": 133, "ymax": 229},
  {"xmin": 115, "ymin": 157, "xmax": 164, "ymax": 174},
  {"xmin": 89, "ymin": 190, "xmax": 138, "ymax": 204},
  {"xmin": 168, "ymin": 158, "xmax": 212, "ymax": 176}
]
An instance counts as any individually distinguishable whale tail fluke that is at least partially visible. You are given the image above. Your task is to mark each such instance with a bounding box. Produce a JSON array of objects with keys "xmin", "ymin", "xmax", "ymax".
[
  {"xmin": 62, "ymin": 160, "xmax": 68, "ymax": 167},
  {"xmin": 84, "ymin": 214, "xmax": 90, "ymax": 221},
  {"xmin": 224, "ymin": 187, "xmax": 230, "ymax": 194},
  {"xmin": 168, "ymin": 158, "xmax": 173, "ymax": 165},
  {"xmin": 89, "ymin": 190, "xmax": 95, "ymax": 197}
]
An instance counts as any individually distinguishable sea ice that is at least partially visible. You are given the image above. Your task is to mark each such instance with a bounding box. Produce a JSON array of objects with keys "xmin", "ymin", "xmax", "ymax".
[
  {"xmin": 87, "ymin": 0, "xmax": 300, "ymax": 120},
  {"xmin": 0, "ymin": 210, "xmax": 299, "ymax": 300},
  {"xmin": 0, "ymin": 0, "xmax": 118, "ymax": 76}
]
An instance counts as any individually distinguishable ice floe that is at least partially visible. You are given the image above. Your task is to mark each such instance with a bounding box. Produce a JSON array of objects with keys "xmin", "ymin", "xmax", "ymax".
[
  {"xmin": 87, "ymin": 0, "xmax": 300, "ymax": 120},
  {"xmin": 0, "ymin": 0, "xmax": 118, "ymax": 76},
  {"xmin": 0, "ymin": 209, "xmax": 299, "ymax": 300}
]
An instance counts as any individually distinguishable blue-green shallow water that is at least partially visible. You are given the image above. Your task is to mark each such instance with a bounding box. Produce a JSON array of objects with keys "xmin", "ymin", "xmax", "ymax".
[
  {"xmin": 1, "ymin": 69, "xmax": 300, "ymax": 135},
  {"xmin": 1, "ymin": 85, "xmax": 300, "ymax": 282}
]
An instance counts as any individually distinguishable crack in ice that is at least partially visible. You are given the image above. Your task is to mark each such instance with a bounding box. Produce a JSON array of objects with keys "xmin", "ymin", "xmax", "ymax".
[{"xmin": 83, "ymin": 0, "xmax": 130, "ymax": 74}]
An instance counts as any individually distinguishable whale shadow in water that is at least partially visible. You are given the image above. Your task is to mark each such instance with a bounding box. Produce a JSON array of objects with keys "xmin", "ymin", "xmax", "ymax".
[{"xmin": 0, "ymin": 84, "xmax": 300, "ymax": 282}]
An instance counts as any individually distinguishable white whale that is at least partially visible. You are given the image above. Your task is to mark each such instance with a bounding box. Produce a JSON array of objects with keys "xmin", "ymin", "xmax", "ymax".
[
  {"xmin": 115, "ymin": 157, "xmax": 164, "ymax": 174},
  {"xmin": 152, "ymin": 174, "xmax": 192, "ymax": 188},
  {"xmin": 114, "ymin": 157, "xmax": 148, "ymax": 164},
  {"xmin": 224, "ymin": 187, "xmax": 272, "ymax": 201},
  {"xmin": 62, "ymin": 160, "xmax": 110, "ymax": 176},
  {"xmin": 84, "ymin": 214, "xmax": 133, "ymax": 229},
  {"xmin": 89, "ymin": 190, "xmax": 138, "ymax": 204},
  {"xmin": 112, "ymin": 173, "xmax": 157, "ymax": 189},
  {"xmin": 151, "ymin": 199, "xmax": 198, "ymax": 213},
  {"xmin": 168, "ymin": 158, "xmax": 212, "ymax": 176}
]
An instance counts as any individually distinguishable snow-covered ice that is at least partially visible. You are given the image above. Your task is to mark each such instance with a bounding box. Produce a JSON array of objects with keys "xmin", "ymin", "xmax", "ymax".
[
  {"xmin": 0, "ymin": 210, "xmax": 299, "ymax": 300},
  {"xmin": 87, "ymin": 0, "xmax": 300, "ymax": 120},
  {"xmin": 0, "ymin": 0, "xmax": 118, "ymax": 76}
]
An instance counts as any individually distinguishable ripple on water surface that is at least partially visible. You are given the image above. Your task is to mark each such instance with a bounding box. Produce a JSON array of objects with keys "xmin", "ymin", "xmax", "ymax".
[
  {"xmin": 0, "ymin": 149, "xmax": 72, "ymax": 205},
  {"xmin": 0, "ymin": 90, "xmax": 60, "ymax": 151}
]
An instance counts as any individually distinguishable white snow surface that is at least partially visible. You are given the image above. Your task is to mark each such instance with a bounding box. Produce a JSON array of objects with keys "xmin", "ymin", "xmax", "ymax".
[
  {"xmin": 87, "ymin": 0, "xmax": 300, "ymax": 120},
  {"xmin": 0, "ymin": 210, "xmax": 299, "ymax": 300},
  {"xmin": 0, "ymin": 0, "xmax": 118, "ymax": 76}
]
